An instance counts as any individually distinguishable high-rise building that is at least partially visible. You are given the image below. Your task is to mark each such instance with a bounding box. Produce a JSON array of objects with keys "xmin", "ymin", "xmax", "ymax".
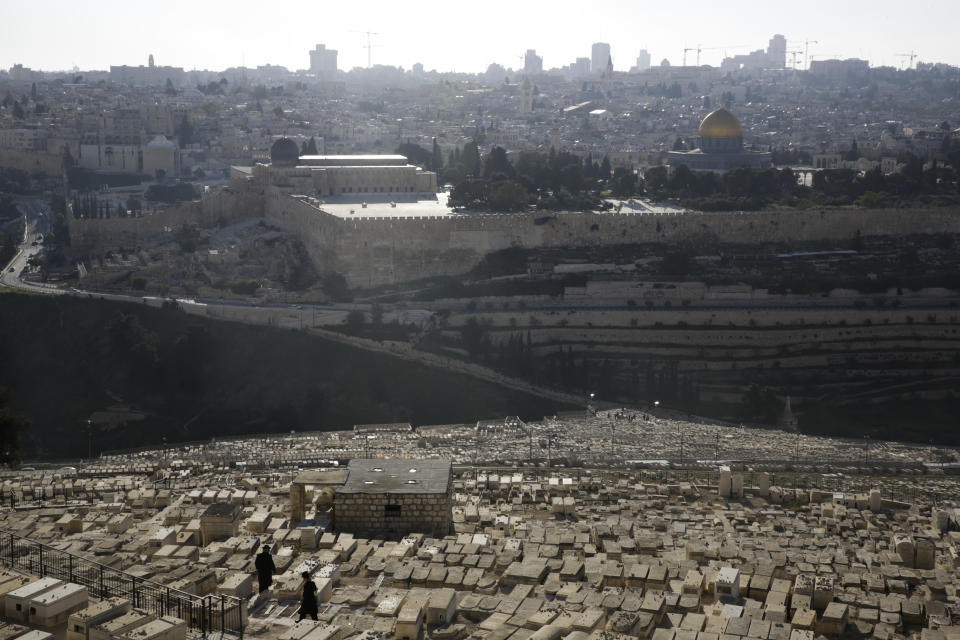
[
  {"xmin": 524, "ymin": 49, "xmax": 543, "ymax": 75},
  {"xmin": 591, "ymin": 42, "xmax": 611, "ymax": 74},
  {"xmin": 309, "ymin": 44, "xmax": 338, "ymax": 77},
  {"xmin": 721, "ymin": 34, "xmax": 788, "ymax": 73},
  {"xmin": 767, "ymin": 34, "xmax": 786, "ymax": 69},
  {"xmin": 520, "ymin": 77, "xmax": 534, "ymax": 112},
  {"xmin": 634, "ymin": 49, "xmax": 651, "ymax": 72}
]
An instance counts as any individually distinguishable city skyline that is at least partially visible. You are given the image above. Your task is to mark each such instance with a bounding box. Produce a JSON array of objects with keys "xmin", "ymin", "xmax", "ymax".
[{"xmin": 2, "ymin": 0, "xmax": 959, "ymax": 74}]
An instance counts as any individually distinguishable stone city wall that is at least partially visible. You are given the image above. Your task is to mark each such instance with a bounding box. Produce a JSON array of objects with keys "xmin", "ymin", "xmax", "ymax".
[
  {"xmin": 68, "ymin": 187, "xmax": 263, "ymax": 250},
  {"xmin": 66, "ymin": 183, "xmax": 960, "ymax": 287},
  {"xmin": 263, "ymin": 191, "xmax": 341, "ymax": 273},
  {"xmin": 334, "ymin": 492, "xmax": 451, "ymax": 537},
  {"xmin": 289, "ymin": 203, "xmax": 960, "ymax": 287},
  {"xmin": 0, "ymin": 149, "xmax": 64, "ymax": 174}
]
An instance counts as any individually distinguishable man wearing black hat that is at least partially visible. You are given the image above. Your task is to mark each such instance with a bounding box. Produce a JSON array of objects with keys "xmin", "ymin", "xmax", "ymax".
[{"xmin": 254, "ymin": 544, "xmax": 276, "ymax": 593}]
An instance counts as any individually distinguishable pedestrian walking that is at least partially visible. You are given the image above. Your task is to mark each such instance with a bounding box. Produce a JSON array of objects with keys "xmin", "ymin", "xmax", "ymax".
[{"xmin": 298, "ymin": 571, "xmax": 318, "ymax": 621}]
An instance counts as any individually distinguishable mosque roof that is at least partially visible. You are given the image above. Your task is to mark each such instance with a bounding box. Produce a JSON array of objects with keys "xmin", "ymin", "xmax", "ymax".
[
  {"xmin": 270, "ymin": 137, "xmax": 300, "ymax": 166},
  {"xmin": 699, "ymin": 108, "xmax": 743, "ymax": 139}
]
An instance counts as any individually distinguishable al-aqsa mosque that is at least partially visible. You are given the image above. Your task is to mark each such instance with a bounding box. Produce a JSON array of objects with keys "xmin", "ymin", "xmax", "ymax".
[
  {"xmin": 667, "ymin": 108, "xmax": 772, "ymax": 172},
  {"xmin": 250, "ymin": 137, "xmax": 438, "ymax": 197}
]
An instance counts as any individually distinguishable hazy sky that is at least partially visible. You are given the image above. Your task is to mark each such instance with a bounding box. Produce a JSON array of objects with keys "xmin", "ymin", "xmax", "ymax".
[{"xmin": 3, "ymin": 0, "xmax": 958, "ymax": 74}]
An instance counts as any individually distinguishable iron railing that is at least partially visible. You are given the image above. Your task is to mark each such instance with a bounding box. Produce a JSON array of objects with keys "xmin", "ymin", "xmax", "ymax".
[{"xmin": 0, "ymin": 530, "xmax": 244, "ymax": 637}]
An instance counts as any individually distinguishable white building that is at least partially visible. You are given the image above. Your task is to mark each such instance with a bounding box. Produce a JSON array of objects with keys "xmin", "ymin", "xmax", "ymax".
[
  {"xmin": 591, "ymin": 42, "xmax": 611, "ymax": 74},
  {"xmin": 309, "ymin": 44, "xmax": 338, "ymax": 77},
  {"xmin": 524, "ymin": 50, "xmax": 543, "ymax": 75},
  {"xmin": 633, "ymin": 50, "xmax": 652, "ymax": 73},
  {"xmin": 253, "ymin": 138, "xmax": 436, "ymax": 197}
]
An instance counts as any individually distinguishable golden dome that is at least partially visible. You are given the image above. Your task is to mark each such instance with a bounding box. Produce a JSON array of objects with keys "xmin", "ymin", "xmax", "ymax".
[{"xmin": 698, "ymin": 108, "xmax": 743, "ymax": 138}]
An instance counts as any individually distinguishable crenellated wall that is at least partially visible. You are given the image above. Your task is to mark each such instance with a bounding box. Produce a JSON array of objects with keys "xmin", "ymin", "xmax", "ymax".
[
  {"xmin": 283, "ymin": 202, "xmax": 960, "ymax": 287},
  {"xmin": 70, "ymin": 184, "xmax": 960, "ymax": 288},
  {"xmin": 68, "ymin": 187, "xmax": 264, "ymax": 251}
]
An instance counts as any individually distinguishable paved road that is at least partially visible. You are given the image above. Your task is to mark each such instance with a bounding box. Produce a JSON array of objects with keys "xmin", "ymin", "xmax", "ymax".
[{"xmin": 0, "ymin": 218, "xmax": 65, "ymax": 295}]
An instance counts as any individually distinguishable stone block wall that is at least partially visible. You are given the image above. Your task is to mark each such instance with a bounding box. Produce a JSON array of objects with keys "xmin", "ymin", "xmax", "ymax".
[
  {"xmin": 290, "ymin": 485, "xmax": 306, "ymax": 522},
  {"xmin": 199, "ymin": 517, "xmax": 239, "ymax": 547},
  {"xmin": 278, "ymin": 197, "xmax": 960, "ymax": 288},
  {"xmin": 334, "ymin": 492, "xmax": 451, "ymax": 537},
  {"xmin": 67, "ymin": 187, "xmax": 263, "ymax": 251}
]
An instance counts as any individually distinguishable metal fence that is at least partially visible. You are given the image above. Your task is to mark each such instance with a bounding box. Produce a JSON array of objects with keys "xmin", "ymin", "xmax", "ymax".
[{"xmin": 0, "ymin": 531, "xmax": 244, "ymax": 637}]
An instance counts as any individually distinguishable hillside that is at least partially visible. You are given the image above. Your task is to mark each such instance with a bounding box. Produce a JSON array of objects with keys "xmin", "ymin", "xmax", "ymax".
[{"xmin": 0, "ymin": 292, "xmax": 567, "ymax": 460}]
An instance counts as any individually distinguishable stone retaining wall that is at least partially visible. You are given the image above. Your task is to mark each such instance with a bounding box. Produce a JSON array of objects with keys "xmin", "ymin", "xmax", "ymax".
[{"xmin": 334, "ymin": 492, "xmax": 451, "ymax": 537}]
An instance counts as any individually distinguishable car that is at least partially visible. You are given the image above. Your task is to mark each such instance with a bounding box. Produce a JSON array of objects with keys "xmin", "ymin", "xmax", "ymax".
[{"xmin": 7, "ymin": 267, "xmax": 13, "ymax": 272}]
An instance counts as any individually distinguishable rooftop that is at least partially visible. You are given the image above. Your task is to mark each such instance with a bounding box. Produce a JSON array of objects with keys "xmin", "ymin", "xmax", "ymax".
[{"xmin": 336, "ymin": 458, "xmax": 451, "ymax": 495}]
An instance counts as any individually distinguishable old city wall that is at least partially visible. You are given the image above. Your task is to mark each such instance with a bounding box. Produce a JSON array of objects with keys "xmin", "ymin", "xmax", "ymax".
[
  {"xmin": 263, "ymin": 190, "xmax": 341, "ymax": 273},
  {"xmin": 0, "ymin": 149, "xmax": 64, "ymax": 174},
  {"xmin": 68, "ymin": 187, "xmax": 263, "ymax": 251},
  {"xmin": 64, "ymin": 184, "xmax": 960, "ymax": 286},
  {"xmin": 319, "ymin": 206, "xmax": 960, "ymax": 287}
]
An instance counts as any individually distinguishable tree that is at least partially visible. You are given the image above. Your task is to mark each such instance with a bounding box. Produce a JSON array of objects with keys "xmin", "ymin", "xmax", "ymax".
[
  {"xmin": 483, "ymin": 146, "xmax": 515, "ymax": 179},
  {"xmin": 610, "ymin": 167, "xmax": 638, "ymax": 198},
  {"xmin": 176, "ymin": 115, "xmax": 194, "ymax": 147},
  {"xmin": 644, "ymin": 166, "xmax": 668, "ymax": 195},
  {"xmin": 345, "ymin": 310, "xmax": 366, "ymax": 328},
  {"xmin": 560, "ymin": 163, "xmax": 584, "ymax": 193},
  {"xmin": 432, "ymin": 138, "xmax": 443, "ymax": 171},
  {"xmin": 164, "ymin": 78, "xmax": 177, "ymax": 96},
  {"xmin": 396, "ymin": 142, "xmax": 431, "ymax": 168},
  {"xmin": 599, "ymin": 155, "xmax": 611, "ymax": 180},
  {"xmin": 488, "ymin": 181, "xmax": 528, "ymax": 212},
  {"xmin": 845, "ymin": 138, "xmax": 860, "ymax": 161},
  {"xmin": 462, "ymin": 140, "xmax": 481, "ymax": 178},
  {"xmin": 12, "ymin": 101, "xmax": 24, "ymax": 120},
  {"xmin": 322, "ymin": 272, "xmax": 352, "ymax": 302},
  {"xmin": 741, "ymin": 383, "xmax": 780, "ymax": 423},
  {"xmin": 0, "ymin": 387, "xmax": 28, "ymax": 466},
  {"xmin": 174, "ymin": 223, "xmax": 201, "ymax": 253},
  {"xmin": 305, "ymin": 136, "xmax": 318, "ymax": 155}
]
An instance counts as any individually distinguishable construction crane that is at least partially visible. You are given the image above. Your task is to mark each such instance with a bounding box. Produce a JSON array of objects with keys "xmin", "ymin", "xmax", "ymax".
[
  {"xmin": 683, "ymin": 45, "xmax": 744, "ymax": 67},
  {"xmin": 349, "ymin": 30, "xmax": 380, "ymax": 68},
  {"xmin": 787, "ymin": 50, "xmax": 804, "ymax": 70},
  {"xmin": 804, "ymin": 40, "xmax": 818, "ymax": 70},
  {"xmin": 896, "ymin": 51, "xmax": 918, "ymax": 69}
]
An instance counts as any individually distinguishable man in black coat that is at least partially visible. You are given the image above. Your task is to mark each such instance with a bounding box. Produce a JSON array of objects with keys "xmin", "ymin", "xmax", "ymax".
[
  {"xmin": 254, "ymin": 544, "xmax": 276, "ymax": 593},
  {"xmin": 298, "ymin": 571, "xmax": 318, "ymax": 621}
]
